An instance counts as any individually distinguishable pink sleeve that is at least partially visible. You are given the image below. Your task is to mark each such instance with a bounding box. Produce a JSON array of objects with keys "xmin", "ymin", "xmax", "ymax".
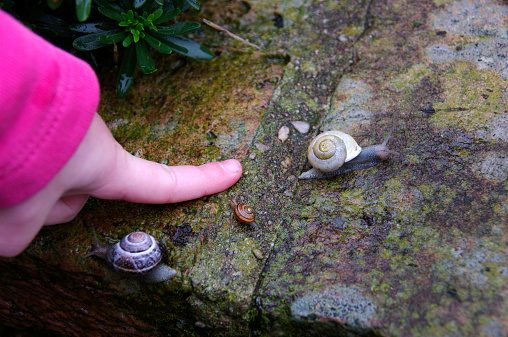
[{"xmin": 0, "ymin": 10, "xmax": 99, "ymax": 208}]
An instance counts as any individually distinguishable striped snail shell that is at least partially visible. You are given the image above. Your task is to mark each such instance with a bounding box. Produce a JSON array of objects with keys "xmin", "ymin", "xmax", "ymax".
[
  {"xmin": 84, "ymin": 227, "xmax": 176, "ymax": 283},
  {"xmin": 108, "ymin": 232, "xmax": 162, "ymax": 275},
  {"xmin": 229, "ymin": 198, "xmax": 256, "ymax": 223},
  {"xmin": 307, "ymin": 131, "xmax": 362, "ymax": 172}
]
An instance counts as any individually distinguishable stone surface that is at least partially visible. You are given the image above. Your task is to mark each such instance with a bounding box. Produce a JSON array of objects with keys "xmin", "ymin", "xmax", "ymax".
[{"xmin": 1, "ymin": 0, "xmax": 507, "ymax": 336}]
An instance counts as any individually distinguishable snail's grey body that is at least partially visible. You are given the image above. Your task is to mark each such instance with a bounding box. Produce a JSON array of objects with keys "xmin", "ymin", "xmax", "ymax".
[
  {"xmin": 85, "ymin": 227, "xmax": 176, "ymax": 283},
  {"xmin": 142, "ymin": 264, "xmax": 177, "ymax": 284},
  {"xmin": 299, "ymin": 128, "xmax": 397, "ymax": 179}
]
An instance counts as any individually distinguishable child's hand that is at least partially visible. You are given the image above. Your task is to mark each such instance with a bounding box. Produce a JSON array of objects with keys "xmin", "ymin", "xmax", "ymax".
[{"xmin": 0, "ymin": 113, "xmax": 242, "ymax": 257}]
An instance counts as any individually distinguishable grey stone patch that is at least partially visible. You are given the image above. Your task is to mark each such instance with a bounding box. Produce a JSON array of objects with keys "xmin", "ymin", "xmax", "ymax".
[
  {"xmin": 480, "ymin": 320, "xmax": 505, "ymax": 337},
  {"xmin": 473, "ymin": 152, "xmax": 508, "ymax": 181},
  {"xmin": 335, "ymin": 78, "xmax": 372, "ymax": 107},
  {"xmin": 291, "ymin": 285, "xmax": 377, "ymax": 332},
  {"xmin": 426, "ymin": 40, "xmax": 508, "ymax": 81},
  {"xmin": 431, "ymin": 0, "xmax": 508, "ymax": 38},
  {"xmin": 425, "ymin": 44, "xmax": 457, "ymax": 64},
  {"xmin": 459, "ymin": 39, "xmax": 508, "ymax": 80},
  {"xmin": 451, "ymin": 247, "xmax": 464, "ymax": 258},
  {"xmin": 452, "ymin": 247, "xmax": 508, "ymax": 287},
  {"xmin": 477, "ymin": 115, "xmax": 508, "ymax": 142},
  {"xmin": 321, "ymin": 77, "xmax": 374, "ymax": 132},
  {"xmin": 321, "ymin": 107, "xmax": 374, "ymax": 133},
  {"xmin": 215, "ymin": 121, "xmax": 248, "ymax": 149}
]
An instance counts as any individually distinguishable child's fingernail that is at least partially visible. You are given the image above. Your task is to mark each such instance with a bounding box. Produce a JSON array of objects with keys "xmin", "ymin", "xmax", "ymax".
[{"xmin": 220, "ymin": 159, "xmax": 242, "ymax": 173}]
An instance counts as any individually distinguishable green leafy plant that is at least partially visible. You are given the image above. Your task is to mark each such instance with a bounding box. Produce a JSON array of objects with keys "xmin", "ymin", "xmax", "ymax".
[
  {"xmin": 71, "ymin": 0, "xmax": 213, "ymax": 98},
  {"xmin": 75, "ymin": 0, "xmax": 92, "ymax": 22},
  {"xmin": 44, "ymin": 0, "xmax": 91, "ymax": 22}
]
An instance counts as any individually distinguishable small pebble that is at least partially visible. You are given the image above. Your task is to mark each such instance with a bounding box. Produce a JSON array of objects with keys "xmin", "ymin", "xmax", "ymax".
[
  {"xmin": 252, "ymin": 249, "xmax": 264, "ymax": 260},
  {"xmin": 195, "ymin": 321, "xmax": 206, "ymax": 328},
  {"xmin": 254, "ymin": 141, "xmax": 270, "ymax": 152},
  {"xmin": 339, "ymin": 34, "xmax": 348, "ymax": 42},
  {"xmin": 278, "ymin": 126, "xmax": 290, "ymax": 142},
  {"xmin": 281, "ymin": 157, "xmax": 291, "ymax": 168},
  {"xmin": 249, "ymin": 152, "xmax": 256, "ymax": 160},
  {"xmin": 291, "ymin": 121, "xmax": 310, "ymax": 133}
]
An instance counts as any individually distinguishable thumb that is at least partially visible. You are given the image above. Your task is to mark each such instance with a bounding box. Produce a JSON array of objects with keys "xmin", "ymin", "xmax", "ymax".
[{"xmin": 93, "ymin": 151, "xmax": 243, "ymax": 203}]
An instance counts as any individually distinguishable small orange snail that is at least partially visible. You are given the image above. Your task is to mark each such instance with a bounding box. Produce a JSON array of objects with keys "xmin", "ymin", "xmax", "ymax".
[{"xmin": 229, "ymin": 194, "xmax": 257, "ymax": 228}]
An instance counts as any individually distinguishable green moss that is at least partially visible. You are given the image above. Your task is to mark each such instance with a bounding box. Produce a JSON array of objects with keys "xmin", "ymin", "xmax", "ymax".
[
  {"xmin": 390, "ymin": 63, "xmax": 432, "ymax": 92},
  {"xmin": 430, "ymin": 61, "xmax": 508, "ymax": 134}
]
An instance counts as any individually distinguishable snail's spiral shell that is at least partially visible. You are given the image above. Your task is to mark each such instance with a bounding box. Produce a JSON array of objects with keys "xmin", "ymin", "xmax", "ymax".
[
  {"xmin": 307, "ymin": 131, "xmax": 362, "ymax": 172},
  {"xmin": 107, "ymin": 232, "xmax": 162, "ymax": 275},
  {"xmin": 234, "ymin": 203, "xmax": 256, "ymax": 223}
]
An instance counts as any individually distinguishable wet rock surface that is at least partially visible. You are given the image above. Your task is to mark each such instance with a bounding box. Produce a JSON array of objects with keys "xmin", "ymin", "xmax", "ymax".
[{"xmin": 1, "ymin": 0, "xmax": 507, "ymax": 336}]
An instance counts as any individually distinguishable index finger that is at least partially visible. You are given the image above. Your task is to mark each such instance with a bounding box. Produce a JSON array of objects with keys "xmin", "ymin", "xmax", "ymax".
[{"xmin": 93, "ymin": 154, "xmax": 243, "ymax": 203}]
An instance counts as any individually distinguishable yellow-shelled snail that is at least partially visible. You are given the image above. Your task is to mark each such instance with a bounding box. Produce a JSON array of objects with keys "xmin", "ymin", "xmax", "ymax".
[{"xmin": 299, "ymin": 127, "xmax": 398, "ymax": 179}]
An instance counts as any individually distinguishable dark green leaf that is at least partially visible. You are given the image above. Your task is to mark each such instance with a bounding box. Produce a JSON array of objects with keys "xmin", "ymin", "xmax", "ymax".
[
  {"xmin": 134, "ymin": 0, "xmax": 147, "ymax": 9},
  {"xmin": 172, "ymin": 0, "xmax": 190, "ymax": 12},
  {"xmin": 123, "ymin": 35, "xmax": 133, "ymax": 47},
  {"xmin": 117, "ymin": 45, "xmax": 137, "ymax": 98},
  {"xmin": 152, "ymin": 9, "xmax": 163, "ymax": 21},
  {"xmin": 46, "ymin": 0, "xmax": 63, "ymax": 10},
  {"xmin": 151, "ymin": 34, "xmax": 212, "ymax": 60},
  {"xmin": 93, "ymin": 0, "xmax": 124, "ymax": 13},
  {"xmin": 135, "ymin": 40, "xmax": 157, "ymax": 74},
  {"xmin": 144, "ymin": 33, "xmax": 172, "ymax": 54},
  {"xmin": 140, "ymin": 0, "xmax": 162, "ymax": 15},
  {"xmin": 116, "ymin": 0, "xmax": 132, "ymax": 11},
  {"xmin": 153, "ymin": 8, "xmax": 180, "ymax": 25},
  {"xmin": 0, "ymin": 0, "xmax": 14, "ymax": 10},
  {"xmin": 72, "ymin": 29, "xmax": 124, "ymax": 50},
  {"xmin": 70, "ymin": 21, "xmax": 117, "ymax": 33},
  {"xmin": 185, "ymin": 0, "xmax": 200, "ymax": 10},
  {"xmin": 73, "ymin": 34, "xmax": 107, "ymax": 51},
  {"xmin": 35, "ymin": 13, "xmax": 72, "ymax": 38},
  {"xmin": 156, "ymin": 21, "xmax": 200, "ymax": 35},
  {"xmin": 98, "ymin": 6, "xmax": 123, "ymax": 21},
  {"xmin": 99, "ymin": 31, "xmax": 128, "ymax": 45},
  {"xmin": 76, "ymin": 0, "xmax": 92, "ymax": 22},
  {"xmin": 132, "ymin": 29, "xmax": 140, "ymax": 42}
]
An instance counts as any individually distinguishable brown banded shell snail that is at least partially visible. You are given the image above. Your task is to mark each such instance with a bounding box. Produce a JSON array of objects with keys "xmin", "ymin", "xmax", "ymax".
[
  {"xmin": 229, "ymin": 194, "xmax": 258, "ymax": 228},
  {"xmin": 84, "ymin": 226, "xmax": 176, "ymax": 283},
  {"xmin": 299, "ymin": 126, "xmax": 398, "ymax": 179}
]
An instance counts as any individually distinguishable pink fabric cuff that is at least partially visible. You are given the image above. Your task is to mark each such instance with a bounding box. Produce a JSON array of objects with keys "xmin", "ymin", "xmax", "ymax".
[{"xmin": 0, "ymin": 10, "xmax": 99, "ymax": 208}]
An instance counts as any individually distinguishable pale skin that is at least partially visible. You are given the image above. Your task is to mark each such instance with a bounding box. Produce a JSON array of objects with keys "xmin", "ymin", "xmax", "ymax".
[{"xmin": 0, "ymin": 113, "xmax": 243, "ymax": 257}]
